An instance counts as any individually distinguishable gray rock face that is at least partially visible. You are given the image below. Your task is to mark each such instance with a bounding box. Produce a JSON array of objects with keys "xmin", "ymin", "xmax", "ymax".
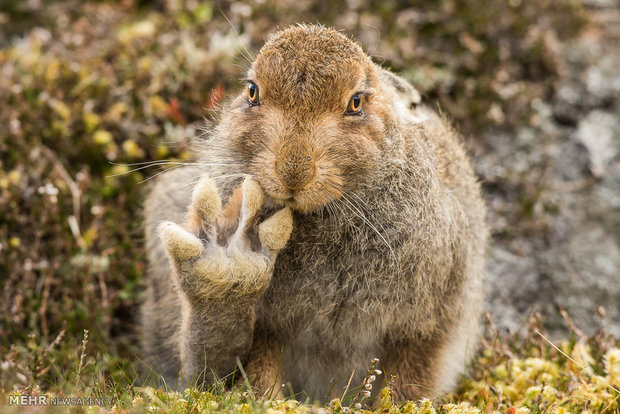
[
  {"xmin": 576, "ymin": 110, "xmax": 620, "ymax": 178},
  {"xmin": 481, "ymin": 8, "xmax": 620, "ymax": 336}
]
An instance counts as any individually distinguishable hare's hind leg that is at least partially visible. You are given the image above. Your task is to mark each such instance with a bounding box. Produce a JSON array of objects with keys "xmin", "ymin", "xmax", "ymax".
[
  {"xmin": 380, "ymin": 333, "xmax": 447, "ymax": 401},
  {"xmin": 242, "ymin": 329, "xmax": 286, "ymax": 399}
]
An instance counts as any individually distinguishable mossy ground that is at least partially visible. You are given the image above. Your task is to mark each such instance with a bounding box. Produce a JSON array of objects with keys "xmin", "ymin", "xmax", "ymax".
[
  {"xmin": 0, "ymin": 0, "xmax": 617, "ymax": 412},
  {"xmin": 1, "ymin": 317, "xmax": 619, "ymax": 413}
]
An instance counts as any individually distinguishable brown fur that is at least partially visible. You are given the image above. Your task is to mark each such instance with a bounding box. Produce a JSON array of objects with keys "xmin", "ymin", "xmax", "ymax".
[
  {"xmin": 141, "ymin": 24, "xmax": 487, "ymax": 401},
  {"xmin": 244, "ymin": 329, "xmax": 285, "ymax": 399}
]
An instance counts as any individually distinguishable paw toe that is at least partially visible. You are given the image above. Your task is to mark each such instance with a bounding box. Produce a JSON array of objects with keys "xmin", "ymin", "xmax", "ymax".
[
  {"xmin": 190, "ymin": 174, "xmax": 222, "ymax": 226},
  {"xmin": 258, "ymin": 207, "xmax": 293, "ymax": 252},
  {"xmin": 241, "ymin": 178, "xmax": 264, "ymax": 220},
  {"xmin": 158, "ymin": 221, "xmax": 203, "ymax": 261}
]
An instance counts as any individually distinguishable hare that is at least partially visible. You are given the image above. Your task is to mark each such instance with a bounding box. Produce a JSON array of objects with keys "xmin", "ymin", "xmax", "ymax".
[{"xmin": 141, "ymin": 24, "xmax": 487, "ymax": 402}]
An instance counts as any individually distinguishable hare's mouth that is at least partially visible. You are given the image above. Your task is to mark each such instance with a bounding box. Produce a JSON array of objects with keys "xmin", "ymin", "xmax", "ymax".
[
  {"xmin": 254, "ymin": 167, "xmax": 344, "ymax": 214},
  {"xmin": 264, "ymin": 189, "xmax": 339, "ymax": 215},
  {"xmin": 264, "ymin": 192, "xmax": 302, "ymax": 209}
]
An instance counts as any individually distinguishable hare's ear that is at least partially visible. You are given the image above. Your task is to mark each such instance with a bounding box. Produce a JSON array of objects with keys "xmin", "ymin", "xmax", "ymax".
[
  {"xmin": 378, "ymin": 67, "xmax": 421, "ymax": 108},
  {"xmin": 378, "ymin": 66, "xmax": 427, "ymax": 124}
]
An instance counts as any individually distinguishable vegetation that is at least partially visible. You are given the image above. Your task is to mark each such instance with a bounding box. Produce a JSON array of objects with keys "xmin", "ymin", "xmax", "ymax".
[
  {"xmin": 1, "ymin": 315, "xmax": 619, "ymax": 412},
  {"xmin": 1, "ymin": 0, "xmax": 617, "ymax": 412}
]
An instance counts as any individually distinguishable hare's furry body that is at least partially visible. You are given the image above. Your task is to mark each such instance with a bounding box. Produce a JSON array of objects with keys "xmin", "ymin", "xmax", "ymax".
[{"xmin": 141, "ymin": 25, "xmax": 486, "ymax": 401}]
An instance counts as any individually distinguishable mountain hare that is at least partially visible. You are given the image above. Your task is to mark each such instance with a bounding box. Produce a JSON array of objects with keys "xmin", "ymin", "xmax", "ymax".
[{"xmin": 141, "ymin": 24, "xmax": 487, "ymax": 401}]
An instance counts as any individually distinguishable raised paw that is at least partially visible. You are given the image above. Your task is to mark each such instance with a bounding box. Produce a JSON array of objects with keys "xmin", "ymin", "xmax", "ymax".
[{"xmin": 157, "ymin": 175, "xmax": 293, "ymax": 304}]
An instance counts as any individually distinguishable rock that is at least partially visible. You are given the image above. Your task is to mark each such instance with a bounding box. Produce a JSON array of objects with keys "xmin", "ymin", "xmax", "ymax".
[
  {"xmin": 484, "ymin": 7, "xmax": 620, "ymax": 337},
  {"xmin": 575, "ymin": 110, "xmax": 620, "ymax": 178}
]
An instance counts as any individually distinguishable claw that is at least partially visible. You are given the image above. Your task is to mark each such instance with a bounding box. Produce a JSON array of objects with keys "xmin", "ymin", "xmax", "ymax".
[
  {"xmin": 158, "ymin": 221, "xmax": 203, "ymax": 261},
  {"xmin": 258, "ymin": 207, "xmax": 293, "ymax": 252}
]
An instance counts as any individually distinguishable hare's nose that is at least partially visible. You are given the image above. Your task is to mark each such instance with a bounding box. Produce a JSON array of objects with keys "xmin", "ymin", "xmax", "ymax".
[{"xmin": 275, "ymin": 147, "xmax": 316, "ymax": 191}]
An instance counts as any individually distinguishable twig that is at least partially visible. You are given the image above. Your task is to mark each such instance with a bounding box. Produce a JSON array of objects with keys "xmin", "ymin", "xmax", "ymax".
[
  {"xmin": 535, "ymin": 330, "xmax": 620, "ymax": 395},
  {"xmin": 97, "ymin": 269, "xmax": 110, "ymax": 341},
  {"xmin": 41, "ymin": 146, "xmax": 85, "ymax": 249},
  {"xmin": 45, "ymin": 320, "xmax": 67, "ymax": 353},
  {"xmin": 38, "ymin": 269, "xmax": 54, "ymax": 336},
  {"xmin": 341, "ymin": 369, "xmax": 356, "ymax": 401},
  {"xmin": 559, "ymin": 308, "xmax": 586, "ymax": 339}
]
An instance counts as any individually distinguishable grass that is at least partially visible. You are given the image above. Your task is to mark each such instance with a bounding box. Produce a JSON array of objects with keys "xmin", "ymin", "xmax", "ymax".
[
  {"xmin": 1, "ymin": 314, "xmax": 618, "ymax": 412},
  {"xmin": 1, "ymin": 0, "xmax": 615, "ymax": 412}
]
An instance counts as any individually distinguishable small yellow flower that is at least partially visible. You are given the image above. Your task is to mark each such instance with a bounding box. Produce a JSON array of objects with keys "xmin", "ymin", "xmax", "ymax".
[
  {"xmin": 109, "ymin": 165, "xmax": 129, "ymax": 176},
  {"xmin": 122, "ymin": 139, "xmax": 145, "ymax": 159},
  {"xmin": 83, "ymin": 112, "xmax": 100, "ymax": 132},
  {"xmin": 8, "ymin": 170, "xmax": 21, "ymax": 185},
  {"xmin": 417, "ymin": 398, "xmax": 437, "ymax": 414},
  {"xmin": 93, "ymin": 130, "xmax": 113, "ymax": 145},
  {"xmin": 117, "ymin": 20, "xmax": 155, "ymax": 43},
  {"xmin": 106, "ymin": 102, "xmax": 129, "ymax": 122},
  {"xmin": 493, "ymin": 364, "xmax": 508, "ymax": 380},
  {"xmin": 149, "ymin": 95, "xmax": 168, "ymax": 117},
  {"xmin": 157, "ymin": 146, "xmax": 170, "ymax": 158}
]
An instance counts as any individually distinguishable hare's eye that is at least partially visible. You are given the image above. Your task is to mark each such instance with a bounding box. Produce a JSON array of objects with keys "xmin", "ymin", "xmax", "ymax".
[
  {"xmin": 346, "ymin": 93, "xmax": 363, "ymax": 115},
  {"xmin": 247, "ymin": 83, "xmax": 260, "ymax": 106}
]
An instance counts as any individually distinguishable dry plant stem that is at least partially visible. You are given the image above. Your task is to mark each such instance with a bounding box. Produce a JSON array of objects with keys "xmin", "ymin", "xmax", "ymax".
[
  {"xmin": 45, "ymin": 320, "xmax": 67, "ymax": 353},
  {"xmin": 97, "ymin": 270, "xmax": 111, "ymax": 341},
  {"xmin": 38, "ymin": 270, "xmax": 53, "ymax": 336},
  {"xmin": 41, "ymin": 145, "xmax": 85, "ymax": 249},
  {"xmin": 76, "ymin": 329, "xmax": 89, "ymax": 386},
  {"xmin": 341, "ymin": 369, "xmax": 356, "ymax": 402},
  {"xmin": 535, "ymin": 330, "xmax": 620, "ymax": 395},
  {"xmin": 559, "ymin": 307, "xmax": 586, "ymax": 339}
]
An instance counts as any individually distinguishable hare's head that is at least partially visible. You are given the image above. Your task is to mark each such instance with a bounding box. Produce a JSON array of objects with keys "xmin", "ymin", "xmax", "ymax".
[{"xmin": 218, "ymin": 25, "xmax": 395, "ymax": 213}]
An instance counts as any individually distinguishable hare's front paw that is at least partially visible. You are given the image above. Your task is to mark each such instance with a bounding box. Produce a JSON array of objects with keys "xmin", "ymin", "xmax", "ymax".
[{"xmin": 157, "ymin": 175, "xmax": 293, "ymax": 304}]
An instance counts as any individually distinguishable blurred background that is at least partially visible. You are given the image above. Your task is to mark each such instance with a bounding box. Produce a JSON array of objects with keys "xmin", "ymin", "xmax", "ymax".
[{"xmin": 0, "ymin": 0, "xmax": 618, "ymax": 393}]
